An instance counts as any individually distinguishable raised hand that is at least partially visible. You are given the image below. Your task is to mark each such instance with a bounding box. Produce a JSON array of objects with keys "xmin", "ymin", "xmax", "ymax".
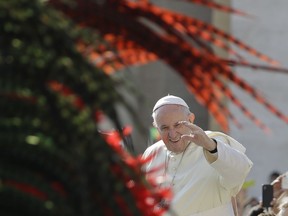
[{"xmin": 179, "ymin": 121, "xmax": 217, "ymax": 152}]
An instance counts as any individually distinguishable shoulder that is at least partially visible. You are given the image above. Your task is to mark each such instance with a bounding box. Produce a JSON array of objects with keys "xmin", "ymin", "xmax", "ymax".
[
  {"xmin": 205, "ymin": 130, "xmax": 228, "ymax": 140},
  {"xmin": 205, "ymin": 130, "xmax": 246, "ymax": 153},
  {"xmin": 142, "ymin": 140, "xmax": 166, "ymax": 158}
]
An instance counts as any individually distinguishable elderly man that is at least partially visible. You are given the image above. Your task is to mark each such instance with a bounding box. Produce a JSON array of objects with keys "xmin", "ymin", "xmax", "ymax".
[{"xmin": 142, "ymin": 95, "xmax": 253, "ymax": 216}]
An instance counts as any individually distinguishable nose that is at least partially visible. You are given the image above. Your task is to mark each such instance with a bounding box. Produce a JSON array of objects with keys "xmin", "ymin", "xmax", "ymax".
[{"xmin": 168, "ymin": 128, "xmax": 178, "ymax": 139}]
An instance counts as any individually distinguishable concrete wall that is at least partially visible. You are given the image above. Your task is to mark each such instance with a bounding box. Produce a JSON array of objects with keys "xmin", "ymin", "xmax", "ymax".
[{"xmin": 230, "ymin": 0, "xmax": 288, "ymax": 198}]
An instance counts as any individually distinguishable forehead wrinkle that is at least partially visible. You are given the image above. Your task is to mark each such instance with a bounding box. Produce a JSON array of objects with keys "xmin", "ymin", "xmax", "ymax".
[{"xmin": 155, "ymin": 106, "xmax": 189, "ymax": 129}]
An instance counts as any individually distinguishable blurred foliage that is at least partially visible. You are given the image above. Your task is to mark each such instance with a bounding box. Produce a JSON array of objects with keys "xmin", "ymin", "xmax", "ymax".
[{"xmin": 0, "ymin": 0, "xmax": 166, "ymax": 215}]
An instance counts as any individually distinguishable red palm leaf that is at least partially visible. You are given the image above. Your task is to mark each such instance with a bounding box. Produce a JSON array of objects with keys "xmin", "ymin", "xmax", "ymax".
[
  {"xmin": 49, "ymin": 0, "xmax": 288, "ymax": 132},
  {"xmin": 184, "ymin": 0, "xmax": 251, "ymax": 17}
]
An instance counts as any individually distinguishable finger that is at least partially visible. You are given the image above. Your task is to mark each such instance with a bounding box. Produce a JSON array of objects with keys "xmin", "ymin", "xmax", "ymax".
[
  {"xmin": 178, "ymin": 121, "xmax": 197, "ymax": 130},
  {"xmin": 181, "ymin": 133, "xmax": 195, "ymax": 140}
]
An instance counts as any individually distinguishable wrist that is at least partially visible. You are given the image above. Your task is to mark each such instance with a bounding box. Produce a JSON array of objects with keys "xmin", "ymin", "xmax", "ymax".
[{"xmin": 208, "ymin": 138, "xmax": 218, "ymax": 154}]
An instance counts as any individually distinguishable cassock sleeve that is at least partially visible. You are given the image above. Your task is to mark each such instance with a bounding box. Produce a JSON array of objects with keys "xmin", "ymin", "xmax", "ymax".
[{"xmin": 207, "ymin": 132, "xmax": 253, "ymax": 196}]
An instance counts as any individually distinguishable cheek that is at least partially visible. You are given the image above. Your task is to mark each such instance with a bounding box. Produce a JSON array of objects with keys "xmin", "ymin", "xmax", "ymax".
[{"xmin": 159, "ymin": 132, "xmax": 169, "ymax": 141}]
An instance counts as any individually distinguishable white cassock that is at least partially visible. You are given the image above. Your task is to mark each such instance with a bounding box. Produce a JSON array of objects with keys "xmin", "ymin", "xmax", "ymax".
[{"xmin": 142, "ymin": 131, "xmax": 253, "ymax": 216}]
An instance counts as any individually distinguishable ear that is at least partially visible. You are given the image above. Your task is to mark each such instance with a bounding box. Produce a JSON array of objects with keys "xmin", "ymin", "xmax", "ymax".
[{"xmin": 188, "ymin": 113, "xmax": 195, "ymax": 123}]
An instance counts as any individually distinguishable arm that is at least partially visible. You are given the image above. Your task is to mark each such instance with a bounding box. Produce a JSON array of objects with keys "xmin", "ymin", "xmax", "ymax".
[
  {"xmin": 208, "ymin": 133, "xmax": 253, "ymax": 195},
  {"xmin": 180, "ymin": 122, "xmax": 253, "ymax": 195}
]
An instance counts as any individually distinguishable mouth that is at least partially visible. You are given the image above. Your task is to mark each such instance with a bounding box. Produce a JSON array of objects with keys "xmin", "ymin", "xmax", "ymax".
[{"xmin": 169, "ymin": 137, "xmax": 181, "ymax": 143}]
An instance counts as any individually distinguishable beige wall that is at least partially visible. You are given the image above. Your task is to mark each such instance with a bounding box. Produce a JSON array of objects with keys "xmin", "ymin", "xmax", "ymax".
[{"xmin": 230, "ymin": 0, "xmax": 288, "ymax": 198}]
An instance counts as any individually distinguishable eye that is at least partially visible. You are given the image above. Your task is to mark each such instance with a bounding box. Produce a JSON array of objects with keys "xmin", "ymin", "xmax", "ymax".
[
  {"xmin": 159, "ymin": 126, "xmax": 168, "ymax": 132},
  {"xmin": 175, "ymin": 122, "xmax": 182, "ymax": 128}
]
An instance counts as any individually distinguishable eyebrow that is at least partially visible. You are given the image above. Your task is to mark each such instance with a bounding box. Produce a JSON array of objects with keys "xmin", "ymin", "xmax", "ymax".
[{"xmin": 159, "ymin": 121, "xmax": 183, "ymax": 128}]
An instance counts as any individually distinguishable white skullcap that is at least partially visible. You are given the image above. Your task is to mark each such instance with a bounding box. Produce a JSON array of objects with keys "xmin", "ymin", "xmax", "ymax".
[{"xmin": 153, "ymin": 95, "xmax": 189, "ymax": 112}]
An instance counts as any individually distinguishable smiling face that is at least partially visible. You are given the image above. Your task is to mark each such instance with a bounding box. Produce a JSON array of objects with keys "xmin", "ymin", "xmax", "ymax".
[{"xmin": 153, "ymin": 104, "xmax": 195, "ymax": 153}]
